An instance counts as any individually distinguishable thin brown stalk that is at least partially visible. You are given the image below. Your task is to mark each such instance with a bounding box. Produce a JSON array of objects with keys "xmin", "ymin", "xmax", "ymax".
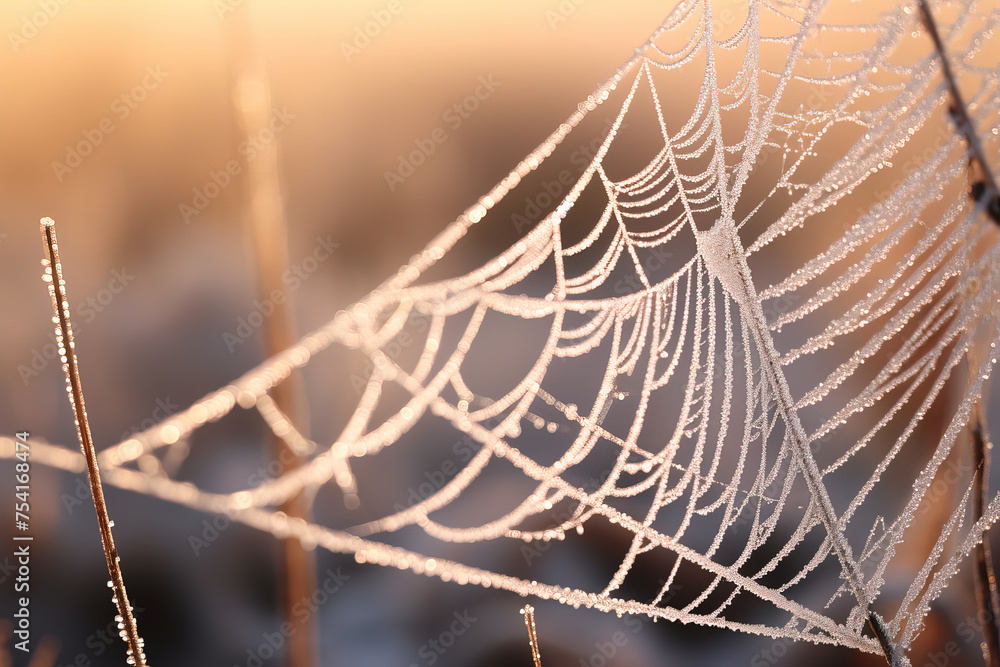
[
  {"xmin": 918, "ymin": 0, "xmax": 1000, "ymax": 222},
  {"xmin": 868, "ymin": 611, "xmax": 906, "ymax": 667},
  {"xmin": 521, "ymin": 605, "xmax": 543, "ymax": 667},
  {"xmin": 40, "ymin": 218, "xmax": 148, "ymax": 666},
  {"xmin": 919, "ymin": 2, "xmax": 1000, "ymax": 663},
  {"xmin": 971, "ymin": 409, "xmax": 1000, "ymax": 667},
  {"xmin": 227, "ymin": 6, "xmax": 317, "ymax": 666}
]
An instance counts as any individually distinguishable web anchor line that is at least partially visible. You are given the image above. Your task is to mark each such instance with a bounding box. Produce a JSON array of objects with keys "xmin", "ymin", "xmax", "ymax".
[{"xmin": 918, "ymin": 0, "xmax": 1000, "ymax": 223}]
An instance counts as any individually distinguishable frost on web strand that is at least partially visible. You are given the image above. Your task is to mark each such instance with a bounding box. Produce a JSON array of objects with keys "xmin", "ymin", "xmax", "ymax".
[{"xmin": 46, "ymin": 0, "xmax": 1000, "ymax": 657}]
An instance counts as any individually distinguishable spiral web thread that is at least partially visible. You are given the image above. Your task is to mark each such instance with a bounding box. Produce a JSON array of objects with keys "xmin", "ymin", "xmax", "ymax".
[{"xmin": 8, "ymin": 0, "xmax": 1000, "ymax": 658}]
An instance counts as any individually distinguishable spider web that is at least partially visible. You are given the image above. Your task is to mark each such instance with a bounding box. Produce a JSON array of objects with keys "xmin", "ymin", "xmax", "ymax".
[{"xmin": 10, "ymin": 0, "xmax": 1000, "ymax": 658}]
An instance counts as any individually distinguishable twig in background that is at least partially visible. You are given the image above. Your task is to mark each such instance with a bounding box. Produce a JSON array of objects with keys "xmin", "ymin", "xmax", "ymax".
[
  {"xmin": 521, "ymin": 605, "xmax": 543, "ymax": 667},
  {"xmin": 228, "ymin": 4, "xmax": 319, "ymax": 666},
  {"xmin": 40, "ymin": 218, "xmax": 148, "ymax": 667},
  {"xmin": 918, "ymin": 0, "xmax": 1000, "ymax": 223},
  {"xmin": 868, "ymin": 611, "xmax": 906, "ymax": 667},
  {"xmin": 971, "ymin": 408, "xmax": 1000, "ymax": 667},
  {"xmin": 921, "ymin": 1, "xmax": 1000, "ymax": 661}
]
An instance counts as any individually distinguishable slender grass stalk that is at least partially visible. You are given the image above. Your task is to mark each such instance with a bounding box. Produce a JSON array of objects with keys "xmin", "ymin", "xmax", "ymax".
[
  {"xmin": 228, "ymin": 6, "xmax": 318, "ymax": 666},
  {"xmin": 40, "ymin": 218, "xmax": 148, "ymax": 667},
  {"xmin": 918, "ymin": 0, "xmax": 1000, "ymax": 223},
  {"xmin": 920, "ymin": 3, "xmax": 1000, "ymax": 660},
  {"xmin": 521, "ymin": 605, "xmax": 543, "ymax": 667},
  {"xmin": 868, "ymin": 611, "xmax": 906, "ymax": 667},
  {"xmin": 971, "ymin": 410, "xmax": 1000, "ymax": 667}
]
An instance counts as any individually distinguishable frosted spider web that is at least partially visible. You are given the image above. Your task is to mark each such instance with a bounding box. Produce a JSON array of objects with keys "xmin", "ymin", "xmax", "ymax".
[{"xmin": 9, "ymin": 0, "xmax": 1000, "ymax": 660}]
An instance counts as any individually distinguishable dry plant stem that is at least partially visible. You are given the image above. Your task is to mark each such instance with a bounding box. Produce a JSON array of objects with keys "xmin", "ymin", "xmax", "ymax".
[
  {"xmin": 922, "ymin": 0, "xmax": 1000, "ymax": 660},
  {"xmin": 521, "ymin": 605, "xmax": 542, "ymax": 667},
  {"xmin": 868, "ymin": 612, "xmax": 906, "ymax": 667},
  {"xmin": 972, "ymin": 412, "xmax": 1000, "ymax": 667},
  {"xmin": 918, "ymin": 0, "xmax": 1000, "ymax": 221},
  {"xmin": 229, "ymin": 7, "xmax": 317, "ymax": 667},
  {"xmin": 40, "ymin": 218, "xmax": 147, "ymax": 667}
]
